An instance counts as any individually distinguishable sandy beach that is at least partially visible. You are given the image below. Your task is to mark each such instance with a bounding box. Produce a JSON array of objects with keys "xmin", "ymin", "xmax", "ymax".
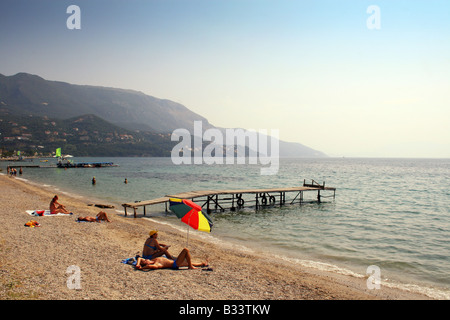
[{"xmin": 0, "ymin": 173, "xmax": 431, "ymax": 301}]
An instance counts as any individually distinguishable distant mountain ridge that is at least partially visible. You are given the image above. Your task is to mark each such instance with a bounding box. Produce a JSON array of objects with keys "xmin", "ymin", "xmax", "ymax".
[
  {"xmin": 0, "ymin": 72, "xmax": 212, "ymax": 133},
  {"xmin": 0, "ymin": 72, "xmax": 327, "ymax": 157}
]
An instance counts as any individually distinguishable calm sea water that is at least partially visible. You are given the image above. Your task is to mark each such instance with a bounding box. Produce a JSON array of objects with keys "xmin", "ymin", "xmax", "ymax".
[{"xmin": 3, "ymin": 157, "xmax": 449, "ymax": 299}]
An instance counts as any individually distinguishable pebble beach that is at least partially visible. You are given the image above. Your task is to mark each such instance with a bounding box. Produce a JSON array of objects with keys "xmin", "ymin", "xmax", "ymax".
[{"xmin": 0, "ymin": 174, "xmax": 431, "ymax": 301}]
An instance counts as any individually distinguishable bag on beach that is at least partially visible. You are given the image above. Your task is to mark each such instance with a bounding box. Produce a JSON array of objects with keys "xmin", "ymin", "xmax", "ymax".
[{"xmin": 24, "ymin": 220, "xmax": 40, "ymax": 228}]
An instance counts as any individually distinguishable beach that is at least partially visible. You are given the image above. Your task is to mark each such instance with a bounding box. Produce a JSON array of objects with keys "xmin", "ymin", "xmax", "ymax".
[{"xmin": 0, "ymin": 174, "xmax": 432, "ymax": 301}]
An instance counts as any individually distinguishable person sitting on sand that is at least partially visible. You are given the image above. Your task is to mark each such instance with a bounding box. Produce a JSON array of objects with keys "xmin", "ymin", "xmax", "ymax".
[
  {"xmin": 77, "ymin": 211, "xmax": 111, "ymax": 223},
  {"xmin": 135, "ymin": 248, "xmax": 207, "ymax": 270},
  {"xmin": 50, "ymin": 195, "xmax": 71, "ymax": 214},
  {"xmin": 142, "ymin": 230, "xmax": 174, "ymax": 260}
]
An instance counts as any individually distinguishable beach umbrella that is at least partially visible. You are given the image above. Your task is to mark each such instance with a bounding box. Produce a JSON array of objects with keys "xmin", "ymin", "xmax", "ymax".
[{"xmin": 169, "ymin": 198, "xmax": 213, "ymax": 246}]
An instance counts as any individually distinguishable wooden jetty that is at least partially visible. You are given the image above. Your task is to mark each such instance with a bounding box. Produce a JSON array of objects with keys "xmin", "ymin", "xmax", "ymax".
[
  {"xmin": 122, "ymin": 180, "xmax": 336, "ymax": 218},
  {"xmin": 6, "ymin": 162, "xmax": 118, "ymax": 169}
]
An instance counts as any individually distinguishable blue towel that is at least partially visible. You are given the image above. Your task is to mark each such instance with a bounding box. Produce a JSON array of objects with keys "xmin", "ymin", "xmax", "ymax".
[{"xmin": 121, "ymin": 257, "xmax": 137, "ymax": 266}]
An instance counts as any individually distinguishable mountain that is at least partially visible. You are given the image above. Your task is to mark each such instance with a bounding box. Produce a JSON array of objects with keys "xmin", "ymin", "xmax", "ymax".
[
  {"xmin": 0, "ymin": 72, "xmax": 327, "ymax": 157},
  {"xmin": 0, "ymin": 72, "xmax": 212, "ymax": 133}
]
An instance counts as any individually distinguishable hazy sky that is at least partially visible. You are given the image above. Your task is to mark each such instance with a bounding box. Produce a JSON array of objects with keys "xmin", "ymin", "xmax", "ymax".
[{"xmin": 1, "ymin": 0, "xmax": 449, "ymax": 157}]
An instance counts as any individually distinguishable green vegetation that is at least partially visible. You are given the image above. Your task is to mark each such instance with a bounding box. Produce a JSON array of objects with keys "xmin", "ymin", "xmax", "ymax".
[{"xmin": 0, "ymin": 113, "xmax": 176, "ymax": 157}]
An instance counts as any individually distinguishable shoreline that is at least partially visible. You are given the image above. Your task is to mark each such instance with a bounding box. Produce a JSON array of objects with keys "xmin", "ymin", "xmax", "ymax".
[{"xmin": 0, "ymin": 174, "xmax": 434, "ymax": 300}]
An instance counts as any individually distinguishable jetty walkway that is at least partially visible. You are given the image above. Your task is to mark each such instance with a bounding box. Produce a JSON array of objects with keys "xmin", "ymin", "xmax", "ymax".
[{"xmin": 122, "ymin": 180, "xmax": 336, "ymax": 218}]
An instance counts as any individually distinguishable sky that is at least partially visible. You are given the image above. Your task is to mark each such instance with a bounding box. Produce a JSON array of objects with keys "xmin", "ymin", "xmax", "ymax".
[{"xmin": 1, "ymin": 0, "xmax": 449, "ymax": 158}]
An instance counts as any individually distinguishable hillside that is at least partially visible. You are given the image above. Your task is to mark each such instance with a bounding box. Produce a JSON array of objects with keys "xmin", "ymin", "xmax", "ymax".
[
  {"xmin": 0, "ymin": 72, "xmax": 212, "ymax": 133},
  {"xmin": 0, "ymin": 113, "xmax": 174, "ymax": 156}
]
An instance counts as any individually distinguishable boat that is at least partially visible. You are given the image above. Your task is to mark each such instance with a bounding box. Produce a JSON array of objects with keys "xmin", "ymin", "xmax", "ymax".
[{"xmin": 54, "ymin": 148, "xmax": 118, "ymax": 168}]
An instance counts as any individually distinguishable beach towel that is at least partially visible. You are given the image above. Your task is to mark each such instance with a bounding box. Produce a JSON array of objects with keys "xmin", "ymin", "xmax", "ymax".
[
  {"xmin": 26, "ymin": 210, "xmax": 73, "ymax": 216},
  {"xmin": 75, "ymin": 218, "xmax": 106, "ymax": 223},
  {"xmin": 121, "ymin": 257, "xmax": 137, "ymax": 266}
]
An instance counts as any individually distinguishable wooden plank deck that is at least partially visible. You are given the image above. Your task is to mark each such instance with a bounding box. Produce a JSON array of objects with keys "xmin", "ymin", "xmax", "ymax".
[
  {"xmin": 122, "ymin": 183, "xmax": 336, "ymax": 217},
  {"xmin": 125, "ymin": 197, "xmax": 171, "ymax": 207},
  {"xmin": 166, "ymin": 186, "xmax": 335, "ymax": 198}
]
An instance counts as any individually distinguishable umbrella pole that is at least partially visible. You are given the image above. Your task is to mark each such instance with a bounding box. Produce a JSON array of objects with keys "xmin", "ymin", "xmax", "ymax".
[
  {"xmin": 186, "ymin": 223, "xmax": 189, "ymax": 248},
  {"xmin": 186, "ymin": 212, "xmax": 192, "ymax": 248}
]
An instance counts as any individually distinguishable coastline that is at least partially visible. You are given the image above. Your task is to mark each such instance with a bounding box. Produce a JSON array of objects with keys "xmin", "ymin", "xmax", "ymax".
[{"xmin": 0, "ymin": 174, "xmax": 432, "ymax": 300}]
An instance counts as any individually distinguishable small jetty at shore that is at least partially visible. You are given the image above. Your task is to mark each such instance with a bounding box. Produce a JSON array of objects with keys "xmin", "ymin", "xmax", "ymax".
[
  {"xmin": 4, "ymin": 160, "xmax": 118, "ymax": 169},
  {"xmin": 56, "ymin": 161, "xmax": 118, "ymax": 168},
  {"xmin": 122, "ymin": 180, "xmax": 336, "ymax": 218}
]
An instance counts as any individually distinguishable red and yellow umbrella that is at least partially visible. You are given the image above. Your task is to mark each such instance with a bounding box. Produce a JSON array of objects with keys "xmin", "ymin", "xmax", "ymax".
[{"xmin": 169, "ymin": 198, "xmax": 213, "ymax": 233}]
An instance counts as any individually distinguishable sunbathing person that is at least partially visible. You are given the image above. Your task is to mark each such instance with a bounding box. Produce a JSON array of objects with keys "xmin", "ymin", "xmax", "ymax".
[
  {"xmin": 142, "ymin": 230, "xmax": 173, "ymax": 260},
  {"xmin": 77, "ymin": 211, "xmax": 111, "ymax": 222},
  {"xmin": 50, "ymin": 195, "xmax": 71, "ymax": 214},
  {"xmin": 135, "ymin": 248, "xmax": 207, "ymax": 270}
]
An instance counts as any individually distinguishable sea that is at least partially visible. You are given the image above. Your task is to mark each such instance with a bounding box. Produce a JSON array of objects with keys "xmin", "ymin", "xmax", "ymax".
[{"xmin": 2, "ymin": 157, "xmax": 449, "ymax": 299}]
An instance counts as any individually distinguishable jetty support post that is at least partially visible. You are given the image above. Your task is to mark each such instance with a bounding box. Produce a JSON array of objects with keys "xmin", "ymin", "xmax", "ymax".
[
  {"xmin": 214, "ymin": 195, "xmax": 224, "ymax": 212},
  {"xmin": 207, "ymin": 195, "xmax": 211, "ymax": 214},
  {"xmin": 279, "ymin": 192, "xmax": 283, "ymax": 206},
  {"xmin": 290, "ymin": 191, "xmax": 301, "ymax": 204},
  {"xmin": 255, "ymin": 193, "xmax": 259, "ymax": 210},
  {"xmin": 205, "ymin": 195, "xmax": 224, "ymax": 213}
]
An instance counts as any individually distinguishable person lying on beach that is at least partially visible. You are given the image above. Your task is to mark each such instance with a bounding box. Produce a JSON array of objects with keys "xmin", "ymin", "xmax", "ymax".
[
  {"xmin": 50, "ymin": 195, "xmax": 71, "ymax": 214},
  {"xmin": 142, "ymin": 230, "xmax": 173, "ymax": 260},
  {"xmin": 135, "ymin": 248, "xmax": 207, "ymax": 270},
  {"xmin": 77, "ymin": 211, "xmax": 111, "ymax": 223}
]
